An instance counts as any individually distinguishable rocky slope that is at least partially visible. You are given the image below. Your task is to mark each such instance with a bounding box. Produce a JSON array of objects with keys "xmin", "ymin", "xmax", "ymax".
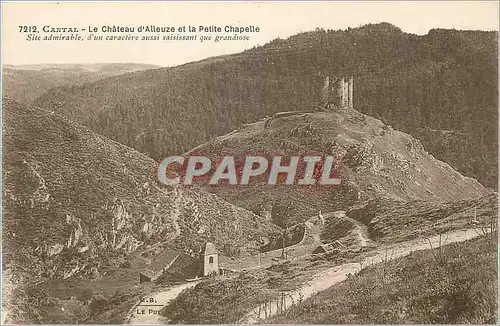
[
  {"xmin": 2, "ymin": 97, "xmax": 278, "ymax": 287},
  {"xmin": 184, "ymin": 107, "xmax": 491, "ymax": 225}
]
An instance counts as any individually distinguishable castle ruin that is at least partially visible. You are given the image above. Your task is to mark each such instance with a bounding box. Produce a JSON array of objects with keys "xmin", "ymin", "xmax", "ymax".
[{"xmin": 321, "ymin": 75, "xmax": 354, "ymax": 110}]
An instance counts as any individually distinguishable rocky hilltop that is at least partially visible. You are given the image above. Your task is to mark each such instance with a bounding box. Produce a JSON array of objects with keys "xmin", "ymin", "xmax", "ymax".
[{"xmin": 186, "ymin": 107, "xmax": 491, "ymax": 224}]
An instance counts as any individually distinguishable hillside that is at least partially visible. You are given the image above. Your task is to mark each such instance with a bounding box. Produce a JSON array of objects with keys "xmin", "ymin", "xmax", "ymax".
[
  {"xmin": 2, "ymin": 97, "xmax": 279, "ymax": 291},
  {"xmin": 2, "ymin": 63, "xmax": 159, "ymax": 104},
  {"xmin": 159, "ymin": 227, "xmax": 497, "ymax": 324},
  {"xmin": 34, "ymin": 23, "xmax": 498, "ymax": 188},
  {"xmin": 182, "ymin": 107, "xmax": 490, "ymax": 225},
  {"xmin": 270, "ymin": 234, "xmax": 497, "ymax": 324},
  {"xmin": 346, "ymin": 191, "xmax": 498, "ymax": 243}
]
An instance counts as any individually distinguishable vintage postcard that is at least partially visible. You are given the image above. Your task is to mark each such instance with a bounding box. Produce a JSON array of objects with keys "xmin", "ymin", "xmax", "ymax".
[{"xmin": 1, "ymin": 1, "xmax": 498, "ymax": 324}]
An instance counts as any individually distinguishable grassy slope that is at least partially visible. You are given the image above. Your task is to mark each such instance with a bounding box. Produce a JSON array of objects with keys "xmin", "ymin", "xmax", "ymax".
[
  {"xmin": 161, "ymin": 260, "xmax": 320, "ymax": 324},
  {"xmin": 271, "ymin": 235, "xmax": 497, "ymax": 324},
  {"xmin": 346, "ymin": 193, "xmax": 498, "ymax": 243}
]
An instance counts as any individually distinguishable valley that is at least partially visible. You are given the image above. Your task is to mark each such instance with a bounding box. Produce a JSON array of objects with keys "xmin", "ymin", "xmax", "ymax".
[
  {"xmin": 33, "ymin": 23, "xmax": 498, "ymax": 189},
  {"xmin": 2, "ymin": 63, "xmax": 159, "ymax": 104},
  {"xmin": 1, "ymin": 21, "xmax": 497, "ymax": 325}
]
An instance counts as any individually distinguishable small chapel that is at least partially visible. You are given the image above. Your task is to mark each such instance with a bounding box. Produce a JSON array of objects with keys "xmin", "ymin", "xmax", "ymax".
[{"xmin": 139, "ymin": 242, "xmax": 220, "ymax": 283}]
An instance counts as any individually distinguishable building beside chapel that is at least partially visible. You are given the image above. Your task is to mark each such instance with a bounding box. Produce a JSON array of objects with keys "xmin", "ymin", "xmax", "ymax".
[{"xmin": 139, "ymin": 242, "xmax": 220, "ymax": 283}]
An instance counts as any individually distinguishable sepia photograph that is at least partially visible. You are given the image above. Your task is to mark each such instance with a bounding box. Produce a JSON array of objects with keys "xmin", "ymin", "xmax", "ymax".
[{"xmin": 1, "ymin": 1, "xmax": 498, "ymax": 324}]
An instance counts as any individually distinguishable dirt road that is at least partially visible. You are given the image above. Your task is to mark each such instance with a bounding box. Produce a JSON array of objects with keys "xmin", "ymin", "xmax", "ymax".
[
  {"xmin": 339, "ymin": 211, "xmax": 370, "ymax": 247},
  {"xmin": 127, "ymin": 281, "xmax": 200, "ymax": 324},
  {"xmin": 237, "ymin": 228, "xmax": 487, "ymax": 324}
]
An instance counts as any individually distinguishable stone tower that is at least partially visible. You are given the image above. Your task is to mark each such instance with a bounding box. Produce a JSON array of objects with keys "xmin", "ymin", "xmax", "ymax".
[
  {"xmin": 321, "ymin": 76, "xmax": 331, "ymax": 106},
  {"xmin": 201, "ymin": 242, "xmax": 219, "ymax": 276},
  {"xmin": 335, "ymin": 77, "xmax": 344, "ymax": 108},
  {"xmin": 322, "ymin": 75, "xmax": 354, "ymax": 110}
]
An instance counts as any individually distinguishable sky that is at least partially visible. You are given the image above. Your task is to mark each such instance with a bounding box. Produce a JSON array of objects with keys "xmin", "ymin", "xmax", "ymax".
[{"xmin": 1, "ymin": 1, "xmax": 499, "ymax": 67}]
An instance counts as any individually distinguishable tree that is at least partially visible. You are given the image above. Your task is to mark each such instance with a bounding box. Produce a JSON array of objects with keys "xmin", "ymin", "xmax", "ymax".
[{"xmin": 271, "ymin": 200, "xmax": 294, "ymax": 258}]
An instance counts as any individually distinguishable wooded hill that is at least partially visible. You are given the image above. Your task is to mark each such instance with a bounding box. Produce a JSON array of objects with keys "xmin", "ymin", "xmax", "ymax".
[{"xmin": 35, "ymin": 23, "xmax": 498, "ymax": 188}]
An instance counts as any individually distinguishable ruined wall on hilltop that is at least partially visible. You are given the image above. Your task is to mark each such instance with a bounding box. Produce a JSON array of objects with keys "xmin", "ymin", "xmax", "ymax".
[{"xmin": 321, "ymin": 75, "xmax": 354, "ymax": 110}]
